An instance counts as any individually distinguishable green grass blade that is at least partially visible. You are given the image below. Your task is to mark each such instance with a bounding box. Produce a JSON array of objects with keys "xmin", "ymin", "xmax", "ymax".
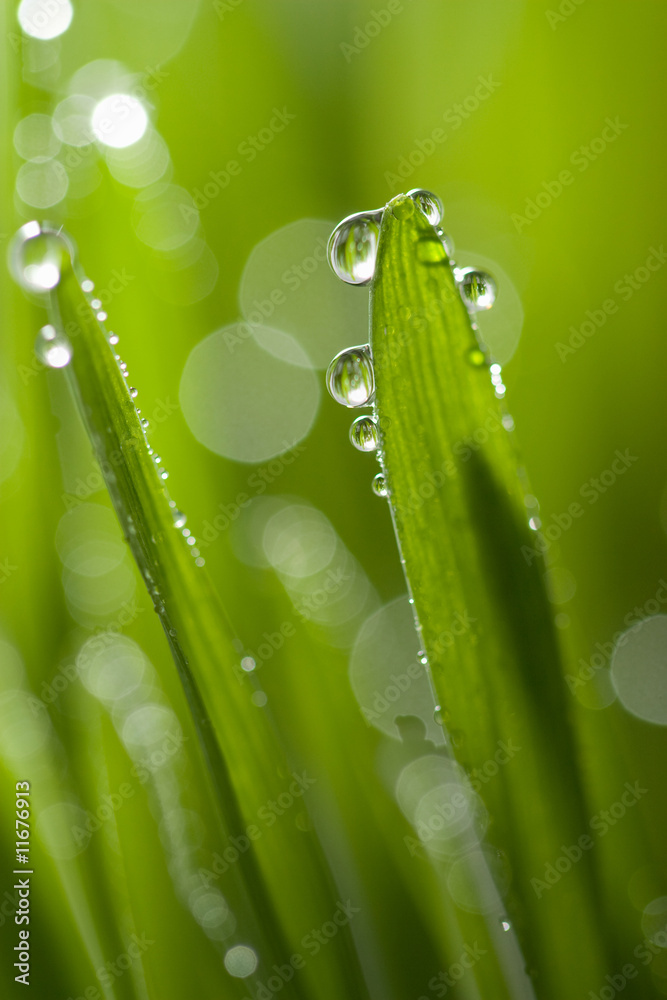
[
  {"xmin": 13, "ymin": 225, "xmax": 368, "ymax": 1000},
  {"xmin": 369, "ymin": 194, "xmax": 618, "ymax": 999}
]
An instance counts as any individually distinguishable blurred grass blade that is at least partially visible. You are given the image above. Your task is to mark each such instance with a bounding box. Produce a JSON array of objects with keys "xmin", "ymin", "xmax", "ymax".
[
  {"xmin": 369, "ymin": 194, "xmax": 617, "ymax": 999},
  {"xmin": 12, "ymin": 224, "xmax": 368, "ymax": 1000}
]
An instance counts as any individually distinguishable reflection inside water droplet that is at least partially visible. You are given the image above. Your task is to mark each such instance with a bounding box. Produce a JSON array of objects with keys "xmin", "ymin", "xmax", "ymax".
[
  {"xmin": 326, "ymin": 345, "xmax": 375, "ymax": 407},
  {"xmin": 372, "ymin": 473, "xmax": 388, "ymax": 498},
  {"xmin": 328, "ymin": 210, "xmax": 382, "ymax": 285},
  {"xmin": 350, "ymin": 415, "xmax": 379, "ymax": 452},
  {"xmin": 408, "ymin": 189, "xmax": 444, "ymax": 225},
  {"xmin": 456, "ymin": 268, "xmax": 497, "ymax": 311}
]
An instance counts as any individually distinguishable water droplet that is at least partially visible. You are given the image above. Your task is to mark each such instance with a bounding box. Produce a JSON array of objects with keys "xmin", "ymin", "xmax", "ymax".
[
  {"xmin": 450, "ymin": 728, "xmax": 465, "ymax": 748},
  {"xmin": 109, "ymin": 333, "xmax": 119, "ymax": 345},
  {"xmin": 528, "ymin": 517, "xmax": 541, "ymax": 531},
  {"xmin": 390, "ymin": 194, "xmax": 414, "ymax": 220},
  {"xmin": 91, "ymin": 298, "xmax": 102, "ymax": 309},
  {"xmin": 467, "ymin": 347, "xmax": 486, "ymax": 367},
  {"xmin": 10, "ymin": 221, "xmax": 71, "ymax": 292},
  {"xmin": 35, "ymin": 324, "xmax": 72, "ymax": 368},
  {"xmin": 195, "ymin": 557, "xmax": 205, "ymax": 567},
  {"xmin": 416, "ymin": 236, "xmax": 447, "ymax": 265},
  {"xmin": 141, "ymin": 418, "xmax": 149, "ymax": 429},
  {"xmin": 350, "ymin": 414, "xmax": 379, "ymax": 452},
  {"xmin": 328, "ymin": 209, "xmax": 382, "ymax": 285},
  {"xmin": 434, "ymin": 705, "xmax": 448, "ymax": 726},
  {"xmin": 129, "ymin": 386, "xmax": 138, "ymax": 399},
  {"xmin": 159, "ymin": 468, "xmax": 169, "ymax": 480},
  {"xmin": 408, "ymin": 188, "xmax": 443, "ymax": 225},
  {"xmin": 372, "ymin": 473, "xmax": 387, "ymax": 497},
  {"xmin": 172, "ymin": 509, "xmax": 187, "ymax": 529},
  {"xmin": 435, "ymin": 227, "xmax": 455, "ymax": 257},
  {"xmin": 186, "ymin": 536, "xmax": 196, "ymax": 546},
  {"xmin": 97, "ymin": 311, "xmax": 107, "ymax": 322},
  {"xmin": 326, "ymin": 345, "xmax": 375, "ymax": 407},
  {"xmin": 241, "ymin": 656, "xmax": 256, "ymax": 673},
  {"xmin": 500, "ymin": 918, "xmax": 511, "ymax": 932},
  {"xmin": 456, "ymin": 268, "xmax": 497, "ymax": 311},
  {"xmin": 502, "ymin": 413, "xmax": 515, "ymax": 432},
  {"xmin": 81, "ymin": 279, "xmax": 94, "ymax": 293}
]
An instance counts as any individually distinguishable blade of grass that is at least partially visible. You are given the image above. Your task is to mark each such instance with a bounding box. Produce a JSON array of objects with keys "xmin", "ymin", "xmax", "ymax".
[
  {"xmin": 369, "ymin": 193, "xmax": 624, "ymax": 999},
  {"xmin": 13, "ymin": 225, "xmax": 369, "ymax": 1000}
]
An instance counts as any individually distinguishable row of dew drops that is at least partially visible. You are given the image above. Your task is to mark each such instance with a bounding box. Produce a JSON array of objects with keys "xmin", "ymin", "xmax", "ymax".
[
  {"xmin": 324, "ymin": 188, "xmax": 504, "ymax": 499},
  {"xmin": 10, "ymin": 220, "xmax": 204, "ymax": 569}
]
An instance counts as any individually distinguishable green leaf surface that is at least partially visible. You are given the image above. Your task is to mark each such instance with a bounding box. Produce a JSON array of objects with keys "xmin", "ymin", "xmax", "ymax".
[{"xmin": 370, "ymin": 193, "xmax": 630, "ymax": 999}]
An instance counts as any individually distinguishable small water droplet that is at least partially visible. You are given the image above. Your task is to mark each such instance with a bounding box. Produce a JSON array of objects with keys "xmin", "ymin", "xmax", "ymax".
[
  {"xmin": 81, "ymin": 279, "xmax": 94, "ymax": 293},
  {"xmin": 159, "ymin": 468, "xmax": 169, "ymax": 480},
  {"xmin": 456, "ymin": 268, "xmax": 497, "ymax": 310},
  {"xmin": 502, "ymin": 413, "xmax": 515, "ymax": 431},
  {"xmin": 467, "ymin": 347, "xmax": 486, "ymax": 367},
  {"xmin": 186, "ymin": 536, "xmax": 196, "ymax": 546},
  {"xmin": 195, "ymin": 557, "xmax": 205, "ymax": 567},
  {"xmin": 450, "ymin": 728, "xmax": 465, "ymax": 748},
  {"xmin": 500, "ymin": 918, "xmax": 511, "ymax": 932},
  {"xmin": 129, "ymin": 386, "xmax": 138, "ymax": 398},
  {"xmin": 171, "ymin": 508, "xmax": 187, "ymax": 528},
  {"xmin": 35, "ymin": 324, "xmax": 72, "ymax": 368},
  {"xmin": 97, "ymin": 311, "xmax": 107, "ymax": 322},
  {"xmin": 372, "ymin": 473, "xmax": 387, "ymax": 497},
  {"xmin": 434, "ymin": 705, "xmax": 448, "ymax": 726},
  {"xmin": 416, "ymin": 236, "xmax": 447, "ymax": 265},
  {"xmin": 328, "ymin": 209, "xmax": 382, "ymax": 285},
  {"xmin": 10, "ymin": 222, "xmax": 71, "ymax": 292},
  {"xmin": 435, "ymin": 227, "xmax": 455, "ymax": 257},
  {"xmin": 528, "ymin": 517, "xmax": 541, "ymax": 530},
  {"xmin": 241, "ymin": 656, "xmax": 256, "ymax": 673},
  {"xmin": 141, "ymin": 417, "xmax": 149, "ymax": 429},
  {"xmin": 91, "ymin": 298, "xmax": 102, "ymax": 309},
  {"xmin": 390, "ymin": 194, "xmax": 414, "ymax": 220},
  {"xmin": 408, "ymin": 188, "xmax": 443, "ymax": 225},
  {"xmin": 350, "ymin": 414, "xmax": 379, "ymax": 452},
  {"xmin": 326, "ymin": 345, "xmax": 375, "ymax": 407},
  {"xmin": 109, "ymin": 333, "xmax": 119, "ymax": 345}
]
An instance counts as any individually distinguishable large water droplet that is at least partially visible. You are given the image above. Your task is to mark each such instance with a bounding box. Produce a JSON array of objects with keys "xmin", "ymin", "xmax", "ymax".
[
  {"xmin": 350, "ymin": 415, "xmax": 378, "ymax": 452},
  {"xmin": 372, "ymin": 473, "xmax": 388, "ymax": 497},
  {"xmin": 456, "ymin": 268, "xmax": 497, "ymax": 311},
  {"xmin": 10, "ymin": 221, "xmax": 71, "ymax": 293},
  {"xmin": 408, "ymin": 189, "xmax": 443, "ymax": 225},
  {"xmin": 35, "ymin": 324, "xmax": 72, "ymax": 368},
  {"xmin": 328, "ymin": 210, "xmax": 381, "ymax": 285},
  {"xmin": 326, "ymin": 345, "xmax": 375, "ymax": 407}
]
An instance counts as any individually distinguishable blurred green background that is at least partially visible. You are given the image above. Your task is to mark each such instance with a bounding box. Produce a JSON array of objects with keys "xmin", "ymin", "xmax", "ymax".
[{"xmin": 2, "ymin": 0, "xmax": 667, "ymax": 997}]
